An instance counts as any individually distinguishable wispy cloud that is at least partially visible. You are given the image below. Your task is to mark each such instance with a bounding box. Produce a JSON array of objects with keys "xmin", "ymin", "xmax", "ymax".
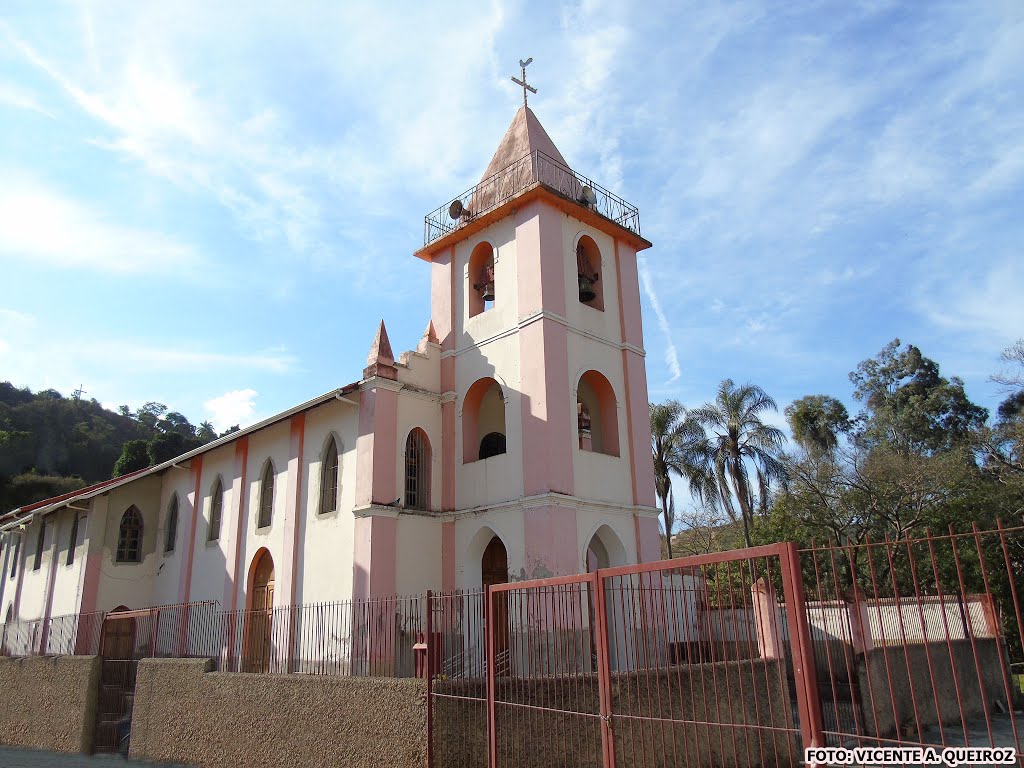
[
  {"xmin": 77, "ymin": 342, "xmax": 297, "ymax": 375},
  {"xmin": 204, "ymin": 388, "xmax": 258, "ymax": 432},
  {"xmin": 0, "ymin": 176, "xmax": 199, "ymax": 273},
  {"xmin": 0, "ymin": 81, "xmax": 54, "ymax": 118}
]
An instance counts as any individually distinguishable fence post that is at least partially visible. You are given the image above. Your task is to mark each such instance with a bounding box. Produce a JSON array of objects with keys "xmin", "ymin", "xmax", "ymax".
[
  {"xmin": 485, "ymin": 584, "xmax": 497, "ymax": 768},
  {"xmin": 751, "ymin": 577, "xmax": 783, "ymax": 660},
  {"xmin": 425, "ymin": 590, "xmax": 434, "ymax": 768},
  {"xmin": 779, "ymin": 542, "xmax": 824, "ymax": 758},
  {"xmin": 846, "ymin": 585, "xmax": 874, "ymax": 655},
  {"xmin": 150, "ymin": 608, "xmax": 160, "ymax": 657},
  {"xmin": 593, "ymin": 571, "xmax": 617, "ymax": 768}
]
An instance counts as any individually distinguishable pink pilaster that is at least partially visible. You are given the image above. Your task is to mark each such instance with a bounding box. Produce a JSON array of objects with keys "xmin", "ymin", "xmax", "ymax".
[
  {"xmin": 752, "ymin": 577, "xmax": 783, "ymax": 660},
  {"xmin": 224, "ymin": 437, "xmax": 249, "ymax": 613},
  {"xmin": 352, "ymin": 515, "xmax": 398, "ymax": 600},
  {"xmin": 178, "ymin": 456, "xmax": 203, "ymax": 604},
  {"xmin": 634, "ymin": 514, "xmax": 662, "ymax": 564},
  {"xmin": 281, "ymin": 414, "xmax": 306, "ymax": 607},
  {"xmin": 847, "ymin": 585, "xmax": 874, "ymax": 655}
]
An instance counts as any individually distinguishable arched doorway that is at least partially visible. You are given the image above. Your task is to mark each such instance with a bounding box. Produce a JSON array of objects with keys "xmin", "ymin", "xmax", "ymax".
[
  {"xmin": 481, "ymin": 536, "xmax": 509, "ymax": 659},
  {"xmin": 245, "ymin": 549, "xmax": 275, "ymax": 672}
]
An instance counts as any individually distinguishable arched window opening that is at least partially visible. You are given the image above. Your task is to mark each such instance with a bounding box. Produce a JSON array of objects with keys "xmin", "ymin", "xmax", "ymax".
[
  {"xmin": 468, "ymin": 241, "xmax": 496, "ymax": 318},
  {"xmin": 585, "ymin": 526, "xmax": 627, "ymax": 573},
  {"xmin": 405, "ymin": 428, "xmax": 432, "ymax": 511},
  {"xmin": 319, "ymin": 437, "xmax": 340, "ymax": 515},
  {"xmin": 586, "ymin": 535, "xmax": 610, "ymax": 572},
  {"xmin": 208, "ymin": 478, "xmax": 224, "ymax": 542},
  {"xmin": 66, "ymin": 515, "xmax": 80, "ymax": 566},
  {"xmin": 576, "ymin": 236, "xmax": 604, "ymax": 311},
  {"xmin": 116, "ymin": 506, "xmax": 143, "ymax": 563},
  {"xmin": 165, "ymin": 495, "xmax": 178, "ymax": 554},
  {"xmin": 9, "ymin": 536, "xmax": 19, "ymax": 579},
  {"xmin": 33, "ymin": 519, "xmax": 46, "ymax": 571},
  {"xmin": 257, "ymin": 461, "xmax": 275, "ymax": 529},
  {"xmin": 463, "ymin": 378, "xmax": 506, "ymax": 463},
  {"xmin": 577, "ymin": 370, "xmax": 619, "ymax": 456}
]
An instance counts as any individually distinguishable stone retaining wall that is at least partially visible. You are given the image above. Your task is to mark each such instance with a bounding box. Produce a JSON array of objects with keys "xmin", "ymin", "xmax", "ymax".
[
  {"xmin": 130, "ymin": 658, "xmax": 427, "ymax": 768},
  {"xmin": 0, "ymin": 655, "xmax": 100, "ymax": 753}
]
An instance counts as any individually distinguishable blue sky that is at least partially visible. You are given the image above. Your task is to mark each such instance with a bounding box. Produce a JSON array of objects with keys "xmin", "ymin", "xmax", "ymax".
[{"xmin": 0, "ymin": 1, "xmax": 1021, "ymax": 434}]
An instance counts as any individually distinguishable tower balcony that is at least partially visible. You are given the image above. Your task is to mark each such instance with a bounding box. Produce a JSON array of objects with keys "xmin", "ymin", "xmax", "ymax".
[{"xmin": 423, "ymin": 150, "xmax": 642, "ymax": 247}]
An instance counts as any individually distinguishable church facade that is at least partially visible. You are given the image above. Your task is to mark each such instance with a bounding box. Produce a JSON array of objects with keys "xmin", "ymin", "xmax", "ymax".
[{"xmin": 0, "ymin": 106, "xmax": 661, "ymax": 632}]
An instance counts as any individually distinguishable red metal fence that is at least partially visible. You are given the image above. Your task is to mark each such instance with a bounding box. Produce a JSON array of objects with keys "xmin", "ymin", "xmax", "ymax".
[
  {"xmin": 798, "ymin": 523, "xmax": 1024, "ymax": 760},
  {"xmin": 428, "ymin": 526, "xmax": 1024, "ymax": 768}
]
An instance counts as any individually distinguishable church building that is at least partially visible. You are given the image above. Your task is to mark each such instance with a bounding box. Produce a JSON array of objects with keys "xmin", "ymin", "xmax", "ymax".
[{"xmin": 0, "ymin": 103, "xmax": 661, "ymax": 635}]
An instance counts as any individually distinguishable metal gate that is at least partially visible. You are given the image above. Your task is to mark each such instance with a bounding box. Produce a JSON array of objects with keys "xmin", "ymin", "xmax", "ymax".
[
  {"xmin": 93, "ymin": 610, "xmax": 145, "ymax": 753},
  {"xmin": 428, "ymin": 543, "xmax": 824, "ymax": 768}
]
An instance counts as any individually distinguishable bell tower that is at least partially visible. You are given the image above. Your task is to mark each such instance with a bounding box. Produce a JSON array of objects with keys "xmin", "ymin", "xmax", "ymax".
[{"xmin": 414, "ymin": 101, "xmax": 661, "ymax": 586}]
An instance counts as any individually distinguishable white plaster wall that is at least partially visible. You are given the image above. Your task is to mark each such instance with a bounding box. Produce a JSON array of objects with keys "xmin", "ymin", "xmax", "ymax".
[
  {"xmin": 12, "ymin": 515, "xmax": 51, "ymax": 620},
  {"xmin": 187, "ymin": 445, "xmax": 236, "ymax": 605},
  {"xmin": 396, "ymin": 343, "xmax": 441, "ymax": 392},
  {"xmin": 561, "ymin": 217, "xmax": 622, "ymax": 344},
  {"xmin": 150, "ymin": 469, "xmax": 195, "ymax": 608},
  {"xmin": 395, "ymin": 516, "xmax": 442, "ymax": 595},
  {"xmin": 395, "ymin": 392, "xmax": 442, "ymax": 511},
  {"xmin": 297, "ymin": 399, "xmax": 359, "ymax": 604},
  {"xmin": 46, "ymin": 508, "xmax": 88, "ymax": 618},
  {"xmin": 94, "ymin": 476, "xmax": 164, "ymax": 612},
  {"xmin": 232, "ymin": 420, "xmax": 291, "ymax": 612}
]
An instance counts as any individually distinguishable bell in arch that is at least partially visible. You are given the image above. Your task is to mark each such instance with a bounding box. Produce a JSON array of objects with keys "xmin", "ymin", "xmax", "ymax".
[
  {"xmin": 576, "ymin": 241, "xmax": 599, "ymax": 302},
  {"xmin": 476, "ymin": 259, "xmax": 496, "ymax": 302},
  {"xmin": 578, "ymin": 274, "xmax": 597, "ymax": 303}
]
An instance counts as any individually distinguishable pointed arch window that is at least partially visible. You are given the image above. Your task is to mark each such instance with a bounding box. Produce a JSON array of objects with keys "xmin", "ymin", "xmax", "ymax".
[
  {"xmin": 165, "ymin": 495, "xmax": 179, "ymax": 553},
  {"xmin": 9, "ymin": 536, "xmax": 19, "ymax": 579},
  {"xmin": 67, "ymin": 514, "xmax": 80, "ymax": 566},
  {"xmin": 319, "ymin": 437, "xmax": 340, "ymax": 515},
  {"xmin": 116, "ymin": 506, "xmax": 143, "ymax": 563},
  {"xmin": 257, "ymin": 461, "xmax": 275, "ymax": 529},
  {"xmin": 33, "ymin": 519, "xmax": 46, "ymax": 571},
  {"xmin": 405, "ymin": 428, "xmax": 432, "ymax": 511},
  {"xmin": 208, "ymin": 479, "xmax": 224, "ymax": 542}
]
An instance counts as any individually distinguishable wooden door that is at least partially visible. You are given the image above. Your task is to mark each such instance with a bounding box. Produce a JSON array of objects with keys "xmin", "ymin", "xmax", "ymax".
[
  {"xmin": 482, "ymin": 537, "xmax": 509, "ymax": 660},
  {"xmin": 245, "ymin": 552, "xmax": 275, "ymax": 672}
]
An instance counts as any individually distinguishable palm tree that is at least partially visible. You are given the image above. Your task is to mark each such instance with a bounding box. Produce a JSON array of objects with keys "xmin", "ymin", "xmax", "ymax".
[
  {"xmin": 650, "ymin": 401, "xmax": 713, "ymax": 559},
  {"xmin": 692, "ymin": 380, "xmax": 787, "ymax": 548}
]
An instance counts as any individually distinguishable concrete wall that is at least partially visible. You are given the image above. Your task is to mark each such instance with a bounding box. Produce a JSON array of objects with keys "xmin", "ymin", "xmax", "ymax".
[
  {"xmin": 0, "ymin": 655, "xmax": 100, "ymax": 753},
  {"xmin": 131, "ymin": 657, "xmax": 427, "ymax": 768},
  {"xmin": 433, "ymin": 659, "xmax": 798, "ymax": 768},
  {"xmin": 857, "ymin": 638, "xmax": 1022, "ymax": 739}
]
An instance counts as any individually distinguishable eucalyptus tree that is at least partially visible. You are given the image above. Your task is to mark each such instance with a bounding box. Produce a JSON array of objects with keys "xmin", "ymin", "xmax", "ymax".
[
  {"xmin": 693, "ymin": 380, "xmax": 788, "ymax": 548},
  {"xmin": 650, "ymin": 401, "xmax": 713, "ymax": 559}
]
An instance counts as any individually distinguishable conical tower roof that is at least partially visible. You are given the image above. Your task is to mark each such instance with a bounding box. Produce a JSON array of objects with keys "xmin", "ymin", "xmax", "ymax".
[{"xmin": 478, "ymin": 106, "xmax": 569, "ymax": 184}]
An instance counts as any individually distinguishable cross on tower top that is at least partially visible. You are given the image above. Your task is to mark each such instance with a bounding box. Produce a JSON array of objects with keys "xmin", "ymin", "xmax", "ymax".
[{"xmin": 511, "ymin": 57, "xmax": 538, "ymax": 108}]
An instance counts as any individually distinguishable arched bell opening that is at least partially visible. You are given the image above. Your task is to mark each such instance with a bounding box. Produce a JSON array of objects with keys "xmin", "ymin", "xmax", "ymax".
[
  {"xmin": 463, "ymin": 377, "xmax": 507, "ymax": 463},
  {"xmin": 469, "ymin": 241, "xmax": 496, "ymax": 318},
  {"xmin": 577, "ymin": 370, "xmax": 619, "ymax": 456},
  {"xmin": 576, "ymin": 235, "xmax": 604, "ymax": 311}
]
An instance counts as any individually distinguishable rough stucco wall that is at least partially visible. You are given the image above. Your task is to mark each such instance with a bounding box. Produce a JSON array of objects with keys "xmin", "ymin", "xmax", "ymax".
[
  {"xmin": 131, "ymin": 658, "xmax": 426, "ymax": 768},
  {"xmin": 0, "ymin": 655, "xmax": 100, "ymax": 753},
  {"xmin": 858, "ymin": 638, "xmax": 1022, "ymax": 739},
  {"xmin": 434, "ymin": 659, "xmax": 798, "ymax": 768}
]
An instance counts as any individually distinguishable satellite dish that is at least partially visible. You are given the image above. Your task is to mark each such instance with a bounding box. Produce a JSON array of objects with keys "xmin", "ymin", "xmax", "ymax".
[
  {"xmin": 448, "ymin": 200, "xmax": 469, "ymax": 220},
  {"xmin": 578, "ymin": 186, "xmax": 598, "ymax": 207}
]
